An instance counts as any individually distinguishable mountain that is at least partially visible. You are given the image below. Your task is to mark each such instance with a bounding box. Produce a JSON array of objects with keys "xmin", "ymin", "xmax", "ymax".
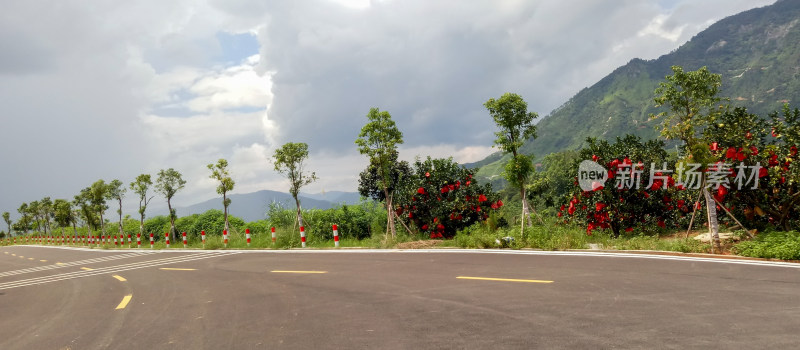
[
  {"xmin": 475, "ymin": 0, "xmax": 800, "ymax": 182},
  {"xmin": 151, "ymin": 190, "xmax": 362, "ymax": 223}
]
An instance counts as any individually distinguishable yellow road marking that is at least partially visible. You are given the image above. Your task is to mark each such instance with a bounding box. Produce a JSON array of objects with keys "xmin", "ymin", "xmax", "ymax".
[
  {"xmin": 112, "ymin": 275, "xmax": 127, "ymax": 282},
  {"xmin": 159, "ymin": 268, "xmax": 197, "ymax": 271},
  {"xmin": 115, "ymin": 295, "xmax": 132, "ymax": 310},
  {"xmin": 4, "ymin": 252, "xmax": 8, "ymax": 254},
  {"xmin": 80, "ymin": 267, "xmax": 94, "ymax": 271},
  {"xmin": 11, "ymin": 254, "xmax": 16, "ymax": 256},
  {"xmin": 40, "ymin": 260, "xmax": 47, "ymax": 262},
  {"xmin": 456, "ymin": 276, "xmax": 554, "ymax": 284},
  {"xmin": 56, "ymin": 262, "xmax": 64, "ymax": 265},
  {"xmin": 19, "ymin": 256, "xmax": 24, "ymax": 258},
  {"xmin": 271, "ymin": 270, "xmax": 328, "ymax": 274},
  {"xmin": 27, "ymin": 258, "xmax": 34, "ymax": 260}
]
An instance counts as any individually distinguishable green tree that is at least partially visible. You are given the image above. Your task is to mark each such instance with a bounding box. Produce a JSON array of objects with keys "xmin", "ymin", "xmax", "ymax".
[
  {"xmin": 37, "ymin": 197, "xmax": 53, "ymax": 235},
  {"xmin": 208, "ymin": 159, "xmax": 235, "ymax": 232},
  {"xmin": 272, "ymin": 142, "xmax": 317, "ymax": 233},
  {"xmin": 358, "ymin": 150, "xmax": 411, "ymax": 202},
  {"xmin": 53, "ymin": 199, "xmax": 74, "ymax": 236},
  {"xmin": 652, "ymin": 65, "xmax": 726, "ymax": 252},
  {"xmin": 130, "ymin": 174, "xmax": 154, "ymax": 238},
  {"xmin": 89, "ymin": 180, "xmax": 111, "ymax": 237},
  {"xmin": 3, "ymin": 212, "xmax": 11, "ymax": 237},
  {"xmin": 74, "ymin": 187, "xmax": 97, "ymax": 234},
  {"xmin": 17, "ymin": 203, "xmax": 31, "ymax": 234},
  {"xmin": 107, "ymin": 179, "xmax": 127, "ymax": 238},
  {"xmin": 28, "ymin": 200, "xmax": 41, "ymax": 233},
  {"xmin": 155, "ymin": 168, "xmax": 186, "ymax": 242},
  {"xmin": 355, "ymin": 108, "xmax": 404, "ymax": 238},
  {"xmin": 485, "ymin": 92, "xmax": 539, "ymax": 233}
]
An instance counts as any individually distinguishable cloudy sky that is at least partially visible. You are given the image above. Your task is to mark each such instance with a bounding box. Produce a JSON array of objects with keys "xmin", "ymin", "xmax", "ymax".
[{"xmin": 0, "ymin": 0, "xmax": 775, "ymax": 218}]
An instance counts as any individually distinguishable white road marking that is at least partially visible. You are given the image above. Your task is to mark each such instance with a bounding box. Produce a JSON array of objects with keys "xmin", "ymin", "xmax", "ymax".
[
  {"xmin": 0, "ymin": 252, "xmax": 155, "ymax": 278},
  {"xmin": 0, "ymin": 252, "xmax": 237, "ymax": 290}
]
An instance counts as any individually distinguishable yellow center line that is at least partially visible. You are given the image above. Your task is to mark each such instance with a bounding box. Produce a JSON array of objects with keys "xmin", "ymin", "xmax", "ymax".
[
  {"xmin": 80, "ymin": 267, "xmax": 94, "ymax": 271},
  {"xmin": 40, "ymin": 260, "xmax": 47, "ymax": 262},
  {"xmin": 271, "ymin": 270, "xmax": 328, "ymax": 274},
  {"xmin": 18, "ymin": 255, "xmax": 23, "ymax": 258},
  {"xmin": 159, "ymin": 268, "xmax": 197, "ymax": 271},
  {"xmin": 56, "ymin": 262, "xmax": 64, "ymax": 265},
  {"xmin": 11, "ymin": 254, "xmax": 16, "ymax": 256},
  {"xmin": 456, "ymin": 276, "xmax": 554, "ymax": 284},
  {"xmin": 27, "ymin": 258, "xmax": 34, "ymax": 260},
  {"xmin": 112, "ymin": 275, "xmax": 127, "ymax": 282},
  {"xmin": 115, "ymin": 295, "xmax": 133, "ymax": 310}
]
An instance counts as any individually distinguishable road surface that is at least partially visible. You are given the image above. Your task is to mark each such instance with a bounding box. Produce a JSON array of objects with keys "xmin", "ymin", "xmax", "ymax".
[{"xmin": 1, "ymin": 245, "xmax": 799, "ymax": 349}]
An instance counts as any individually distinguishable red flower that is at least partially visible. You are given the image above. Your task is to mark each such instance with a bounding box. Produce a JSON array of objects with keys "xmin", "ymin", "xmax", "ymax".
[
  {"xmin": 478, "ymin": 194, "xmax": 487, "ymax": 202},
  {"xmin": 625, "ymin": 227, "xmax": 634, "ymax": 232},
  {"xmin": 750, "ymin": 146, "xmax": 759, "ymax": 156},
  {"xmin": 710, "ymin": 142, "xmax": 719, "ymax": 151},
  {"xmin": 408, "ymin": 213, "xmax": 413, "ymax": 218},
  {"xmin": 595, "ymin": 202, "xmax": 606, "ymax": 212},
  {"xmin": 425, "ymin": 172, "xmax": 430, "ymax": 177},
  {"xmin": 465, "ymin": 181, "xmax": 471, "ymax": 186},
  {"xmin": 643, "ymin": 192, "xmax": 650, "ymax": 199},
  {"xmin": 736, "ymin": 149, "xmax": 746, "ymax": 162},
  {"xmin": 568, "ymin": 203, "xmax": 576, "ymax": 215},
  {"xmin": 558, "ymin": 212, "xmax": 563, "ymax": 217},
  {"xmin": 441, "ymin": 187, "xmax": 449, "ymax": 194},
  {"xmin": 421, "ymin": 224, "xmax": 428, "ymax": 231},
  {"xmin": 592, "ymin": 154, "xmax": 599, "ymax": 161},
  {"xmin": 436, "ymin": 224, "xmax": 445, "ymax": 231},
  {"xmin": 745, "ymin": 132, "xmax": 752, "ymax": 139},
  {"xmin": 417, "ymin": 187, "xmax": 425, "ymax": 195},
  {"xmin": 725, "ymin": 147, "xmax": 736, "ymax": 159},
  {"xmin": 792, "ymin": 146, "xmax": 798, "ymax": 157},
  {"xmin": 696, "ymin": 202, "xmax": 702, "ymax": 210},
  {"xmin": 717, "ymin": 186, "xmax": 728, "ymax": 197},
  {"xmin": 496, "ymin": 200, "xmax": 503, "ymax": 207},
  {"xmin": 491, "ymin": 202, "xmax": 498, "ymax": 209},
  {"xmin": 759, "ymin": 167, "xmax": 768, "ymax": 178},
  {"xmin": 657, "ymin": 220, "xmax": 666, "ymax": 228},
  {"xmin": 677, "ymin": 200, "xmax": 685, "ymax": 208}
]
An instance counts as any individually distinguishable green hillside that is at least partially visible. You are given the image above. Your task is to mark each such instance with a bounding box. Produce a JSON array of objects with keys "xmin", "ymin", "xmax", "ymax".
[{"xmin": 476, "ymin": 0, "xmax": 800, "ymax": 183}]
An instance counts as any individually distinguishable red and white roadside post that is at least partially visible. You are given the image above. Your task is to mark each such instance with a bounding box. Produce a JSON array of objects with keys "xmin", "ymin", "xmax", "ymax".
[
  {"xmin": 271, "ymin": 227, "xmax": 276, "ymax": 243},
  {"xmin": 149, "ymin": 233, "xmax": 154, "ymax": 249},
  {"xmin": 300, "ymin": 226, "xmax": 307, "ymax": 248},
  {"xmin": 127, "ymin": 234, "xmax": 132, "ymax": 247},
  {"xmin": 201, "ymin": 230, "xmax": 206, "ymax": 248},
  {"xmin": 332, "ymin": 224, "xmax": 340, "ymax": 248},
  {"xmin": 136, "ymin": 233, "xmax": 141, "ymax": 248},
  {"xmin": 246, "ymin": 229, "xmax": 251, "ymax": 247},
  {"xmin": 115, "ymin": 235, "xmax": 120, "ymax": 247},
  {"xmin": 223, "ymin": 230, "xmax": 228, "ymax": 248},
  {"xmin": 165, "ymin": 232, "xmax": 170, "ymax": 248},
  {"xmin": 182, "ymin": 232, "xmax": 187, "ymax": 248}
]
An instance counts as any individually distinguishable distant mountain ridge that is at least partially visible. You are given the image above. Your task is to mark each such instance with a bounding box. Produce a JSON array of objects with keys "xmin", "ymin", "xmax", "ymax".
[
  {"xmin": 475, "ymin": 0, "xmax": 800, "ymax": 183},
  {"xmin": 150, "ymin": 190, "xmax": 362, "ymax": 223}
]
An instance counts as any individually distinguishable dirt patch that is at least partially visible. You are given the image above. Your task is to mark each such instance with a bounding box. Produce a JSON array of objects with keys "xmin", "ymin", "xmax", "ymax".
[{"xmin": 396, "ymin": 240, "xmax": 445, "ymax": 249}]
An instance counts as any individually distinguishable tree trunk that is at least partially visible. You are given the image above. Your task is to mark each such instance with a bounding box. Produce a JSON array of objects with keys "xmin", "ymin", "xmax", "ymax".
[
  {"xmin": 167, "ymin": 198, "xmax": 176, "ymax": 242},
  {"xmin": 294, "ymin": 196, "xmax": 304, "ymax": 230},
  {"xmin": 702, "ymin": 187, "xmax": 722, "ymax": 253},
  {"xmin": 223, "ymin": 192, "xmax": 229, "ymax": 232},
  {"xmin": 383, "ymin": 186, "xmax": 396, "ymax": 238},
  {"xmin": 118, "ymin": 198, "xmax": 124, "ymax": 238}
]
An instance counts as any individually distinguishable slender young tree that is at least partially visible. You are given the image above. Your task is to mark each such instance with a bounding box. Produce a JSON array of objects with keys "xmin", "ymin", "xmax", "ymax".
[
  {"xmin": 484, "ymin": 93, "xmax": 539, "ymax": 232},
  {"xmin": 107, "ymin": 179, "xmax": 127, "ymax": 239},
  {"xmin": 53, "ymin": 199, "xmax": 73, "ymax": 236},
  {"xmin": 17, "ymin": 203, "xmax": 30, "ymax": 235},
  {"xmin": 355, "ymin": 108, "xmax": 404, "ymax": 238},
  {"xmin": 208, "ymin": 159, "xmax": 235, "ymax": 232},
  {"xmin": 155, "ymin": 168, "xmax": 186, "ymax": 242},
  {"xmin": 130, "ymin": 174, "xmax": 154, "ymax": 239},
  {"xmin": 652, "ymin": 65, "xmax": 725, "ymax": 253},
  {"xmin": 272, "ymin": 143, "xmax": 317, "ymax": 232},
  {"xmin": 89, "ymin": 180, "xmax": 111, "ymax": 238},
  {"xmin": 2, "ymin": 212, "xmax": 11, "ymax": 237},
  {"xmin": 74, "ymin": 187, "xmax": 97, "ymax": 235}
]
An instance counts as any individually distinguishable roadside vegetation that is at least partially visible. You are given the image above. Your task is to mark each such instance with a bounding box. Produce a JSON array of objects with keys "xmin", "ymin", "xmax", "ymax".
[{"xmin": 2, "ymin": 65, "xmax": 799, "ymax": 261}]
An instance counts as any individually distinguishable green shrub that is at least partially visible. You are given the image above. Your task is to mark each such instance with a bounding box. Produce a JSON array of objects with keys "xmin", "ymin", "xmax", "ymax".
[{"xmin": 734, "ymin": 231, "xmax": 800, "ymax": 260}]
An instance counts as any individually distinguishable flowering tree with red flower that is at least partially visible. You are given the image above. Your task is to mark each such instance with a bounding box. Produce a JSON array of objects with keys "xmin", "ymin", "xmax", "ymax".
[
  {"xmin": 703, "ymin": 105, "xmax": 800, "ymax": 231},
  {"xmin": 393, "ymin": 157, "xmax": 502, "ymax": 239},
  {"xmin": 560, "ymin": 136, "xmax": 694, "ymax": 237}
]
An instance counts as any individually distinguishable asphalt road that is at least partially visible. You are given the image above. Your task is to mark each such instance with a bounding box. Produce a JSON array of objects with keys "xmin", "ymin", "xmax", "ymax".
[{"xmin": 1, "ymin": 246, "xmax": 799, "ymax": 349}]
